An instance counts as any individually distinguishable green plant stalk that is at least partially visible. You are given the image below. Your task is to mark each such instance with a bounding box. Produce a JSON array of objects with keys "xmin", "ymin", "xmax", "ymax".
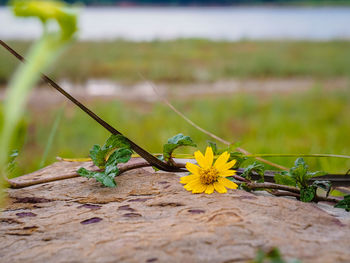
[
  {"xmin": 0, "ymin": 0, "xmax": 77, "ymax": 205},
  {"xmin": 244, "ymin": 153, "xmax": 350, "ymax": 159},
  {"xmin": 0, "ymin": 38, "xmax": 60, "ymax": 204},
  {"xmin": 39, "ymin": 104, "xmax": 65, "ymax": 168}
]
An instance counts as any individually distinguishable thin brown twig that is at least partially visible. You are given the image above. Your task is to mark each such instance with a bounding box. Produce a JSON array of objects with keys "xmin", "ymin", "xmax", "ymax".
[
  {"xmin": 7, "ymin": 159, "xmax": 343, "ymax": 204},
  {"xmin": 146, "ymin": 80, "xmax": 288, "ymax": 170},
  {"xmin": 239, "ymin": 182, "xmax": 340, "ymax": 203}
]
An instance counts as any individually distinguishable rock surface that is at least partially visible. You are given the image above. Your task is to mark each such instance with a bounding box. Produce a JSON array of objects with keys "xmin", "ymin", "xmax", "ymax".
[{"xmin": 1, "ymin": 160, "xmax": 350, "ymax": 263}]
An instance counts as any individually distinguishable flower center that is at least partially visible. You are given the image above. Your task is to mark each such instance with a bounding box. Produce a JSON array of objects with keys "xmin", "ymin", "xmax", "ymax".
[{"xmin": 199, "ymin": 167, "xmax": 219, "ymax": 185}]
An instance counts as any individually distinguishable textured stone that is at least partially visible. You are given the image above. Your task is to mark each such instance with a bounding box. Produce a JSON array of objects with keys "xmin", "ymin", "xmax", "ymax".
[{"xmin": 1, "ymin": 160, "xmax": 350, "ymax": 263}]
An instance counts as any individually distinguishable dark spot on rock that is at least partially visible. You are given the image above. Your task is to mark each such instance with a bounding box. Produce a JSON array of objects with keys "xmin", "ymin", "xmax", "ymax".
[
  {"xmin": 123, "ymin": 213, "xmax": 142, "ymax": 218},
  {"xmin": 163, "ymin": 185, "xmax": 170, "ymax": 189},
  {"xmin": 0, "ymin": 218, "xmax": 22, "ymax": 224},
  {"xmin": 332, "ymin": 218, "xmax": 345, "ymax": 227},
  {"xmin": 14, "ymin": 197, "xmax": 51, "ymax": 204},
  {"xmin": 78, "ymin": 204, "xmax": 102, "ymax": 210},
  {"xmin": 149, "ymin": 202, "xmax": 184, "ymax": 207},
  {"xmin": 158, "ymin": 181, "xmax": 169, "ymax": 184},
  {"xmin": 188, "ymin": 209, "xmax": 205, "ymax": 214},
  {"xmin": 80, "ymin": 217, "xmax": 103, "ymax": 225},
  {"xmin": 23, "ymin": 226, "xmax": 38, "ymax": 230},
  {"xmin": 146, "ymin": 258, "xmax": 158, "ymax": 262},
  {"xmin": 42, "ymin": 237, "xmax": 52, "ymax": 242},
  {"xmin": 128, "ymin": 198, "xmax": 151, "ymax": 202},
  {"xmin": 16, "ymin": 212, "xmax": 37, "ymax": 218},
  {"xmin": 118, "ymin": 205, "xmax": 136, "ymax": 212}
]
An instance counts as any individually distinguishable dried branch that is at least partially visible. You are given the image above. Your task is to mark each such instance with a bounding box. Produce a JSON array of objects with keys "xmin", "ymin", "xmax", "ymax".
[{"xmin": 147, "ymin": 80, "xmax": 288, "ymax": 170}]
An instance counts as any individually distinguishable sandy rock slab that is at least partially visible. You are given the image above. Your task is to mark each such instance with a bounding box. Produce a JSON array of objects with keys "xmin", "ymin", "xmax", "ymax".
[{"xmin": 1, "ymin": 161, "xmax": 350, "ymax": 263}]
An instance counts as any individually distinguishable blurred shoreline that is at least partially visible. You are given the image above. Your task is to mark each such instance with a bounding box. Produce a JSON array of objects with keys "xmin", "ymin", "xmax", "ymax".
[
  {"xmin": 2, "ymin": 6, "xmax": 350, "ymax": 41},
  {"xmin": 1, "ymin": 40, "xmax": 349, "ymax": 85}
]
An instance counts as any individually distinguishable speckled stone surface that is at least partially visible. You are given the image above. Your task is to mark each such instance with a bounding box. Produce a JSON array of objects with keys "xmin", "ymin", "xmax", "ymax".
[{"xmin": 1, "ymin": 161, "xmax": 349, "ymax": 263}]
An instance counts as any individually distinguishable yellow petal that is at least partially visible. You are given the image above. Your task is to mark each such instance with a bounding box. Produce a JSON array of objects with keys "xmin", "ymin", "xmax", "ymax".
[
  {"xmin": 213, "ymin": 181, "xmax": 227, "ymax": 193},
  {"xmin": 204, "ymin": 146, "xmax": 214, "ymax": 168},
  {"xmin": 185, "ymin": 162, "xmax": 200, "ymax": 175},
  {"xmin": 191, "ymin": 183, "xmax": 207, "ymax": 194},
  {"xmin": 205, "ymin": 184, "xmax": 215, "ymax": 194},
  {"xmin": 219, "ymin": 159, "xmax": 237, "ymax": 172},
  {"xmin": 180, "ymin": 174, "xmax": 199, "ymax": 184},
  {"xmin": 218, "ymin": 177, "xmax": 238, "ymax": 189},
  {"xmin": 214, "ymin": 151, "xmax": 230, "ymax": 170},
  {"xmin": 219, "ymin": 169, "xmax": 236, "ymax": 177},
  {"xmin": 184, "ymin": 178, "xmax": 201, "ymax": 190},
  {"xmin": 194, "ymin": 150, "xmax": 207, "ymax": 168}
]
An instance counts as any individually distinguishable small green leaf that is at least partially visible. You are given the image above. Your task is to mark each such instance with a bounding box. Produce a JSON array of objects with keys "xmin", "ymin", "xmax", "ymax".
[
  {"xmin": 274, "ymin": 171, "xmax": 296, "ymax": 186},
  {"xmin": 93, "ymin": 173, "xmax": 117, "ymax": 188},
  {"xmin": 77, "ymin": 167, "xmax": 97, "ymax": 178},
  {"xmin": 106, "ymin": 148, "xmax": 132, "ymax": 166},
  {"xmin": 89, "ymin": 144, "xmax": 107, "ymax": 168},
  {"xmin": 79, "ymin": 135, "xmax": 132, "ymax": 187},
  {"xmin": 252, "ymin": 247, "xmax": 301, "ymax": 263},
  {"xmin": 300, "ymin": 186, "xmax": 316, "ymax": 202},
  {"xmin": 163, "ymin": 134, "xmax": 196, "ymax": 162},
  {"xmin": 101, "ymin": 175, "xmax": 117, "ymax": 188},
  {"xmin": 103, "ymin": 134, "xmax": 130, "ymax": 151},
  {"xmin": 288, "ymin": 158, "xmax": 325, "ymax": 189},
  {"xmin": 78, "ymin": 167, "xmax": 117, "ymax": 188},
  {"xmin": 242, "ymin": 161, "xmax": 265, "ymax": 182},
  {"xmin": 334, "ymin": 195, "xmax": 350, "ymax": 212},
  {"xmin": 89, "ymin": 135, "xmax": 131, "ymax": 168}
]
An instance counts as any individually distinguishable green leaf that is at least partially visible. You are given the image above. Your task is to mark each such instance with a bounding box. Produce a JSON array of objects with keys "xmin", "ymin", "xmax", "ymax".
[
  {"xmin": 77, "ymin": 167, "xmax": 96, "ymax": 178},
  {"xmin": 252, "ymin": 247, "xmax": 301, "ymax": 263},
  {"xmin": 79, "ymin": 135, "xmax": 132, "ymax": 187},
  {"xmin": 89, "ymin": 135, "xmax": 131, "ymax": 168},
  {"xmin": 288, "ymin": 158, "xmax": 325, "ymax": 188},
  {"xmin": 274, "ymin": 171, "xmax": 296, "ymax": 187},
  {"xmin": 89, "ymin": 144, "xmax": 107, "ymax": 168},
  {"xmin": 106, "ymin": 148, "xmax": 132, "ymax": 166},
  {"xmin": 77, "ymin": 167, "xmax": 117, "ymax": 188},
  {"xmin": 103, "ymin": 134, "xmax": 130, "ymax": 151},
  {"xmin": 242, "ymin": 161, "xmax": 265, "ymax": 182},
  {"xmin": 163, "ymin": 134, "xmax": 196, "ymax": 162},
  {"xmin": 93, "ymin": 173, "xmax": 117, "ymax": 188},
  {"xmin": 300, "ymin": 186, "xmax": 316, "ymax": 202},
  {"xmin": 312, "ymin": 180, "xmax": 332, "ymax": 197},
  {"xmin": 334, "ymin": 195, "xmax": 350, "ymax": 212}
]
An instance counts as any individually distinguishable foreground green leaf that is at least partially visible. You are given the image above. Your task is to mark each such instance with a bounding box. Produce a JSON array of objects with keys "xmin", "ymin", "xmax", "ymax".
[
  {"xmin": 90, "ymin": 134, "xmax": 131, "ymax": 168},
  {"xmin": 78, "ymin": 135, "xmax": 132, "ymax": 187},
  {"xmin": 163, "ymin": 134, "xmax": 196, "ymax": 162},
  {"xmin": 242, "ymin": 162, "xmax": 265, "ymax": 182},
  {"xmin": 334, "ymin": 195, "xmax": 350, "ymax": 212}
]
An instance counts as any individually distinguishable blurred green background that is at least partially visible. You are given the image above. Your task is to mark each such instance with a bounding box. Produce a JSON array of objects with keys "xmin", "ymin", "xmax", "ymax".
[{"xmin": 1, "ymin": 39, "xmax": 349, "ymax": 176}]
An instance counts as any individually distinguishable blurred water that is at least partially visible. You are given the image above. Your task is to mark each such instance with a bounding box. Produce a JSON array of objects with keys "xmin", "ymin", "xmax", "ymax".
[{"xmin": 1, "ymin": 6, "xmax": 350, "ymax": 41}]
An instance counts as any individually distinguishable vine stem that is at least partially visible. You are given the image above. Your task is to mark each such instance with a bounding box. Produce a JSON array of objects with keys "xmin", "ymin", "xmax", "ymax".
[
  {"xmin": 237, "ymin": 182, "xmax": 340, "ymax": 203},
  {"xmin": 6, "ymin": 159, "xmax": 342, "ymax": 204}
]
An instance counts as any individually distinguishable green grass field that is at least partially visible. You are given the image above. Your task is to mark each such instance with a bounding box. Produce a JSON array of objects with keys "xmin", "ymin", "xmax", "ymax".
[
  {"xmin": 1, "ymin": 40, "xmax": 350, "ymax": 177},
  {"xmin": 1, "ymin": 40, "xmax": 350, "ymax": 84},
  {"xmin": 9, "ymin": 87, "xmax": 350, "ymax": 177}
]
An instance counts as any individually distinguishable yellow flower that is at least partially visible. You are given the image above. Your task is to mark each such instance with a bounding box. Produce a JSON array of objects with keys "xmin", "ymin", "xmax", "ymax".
[{"xmin": 180, "ymin": 147, "xmax": 238, "ymax": 194}]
